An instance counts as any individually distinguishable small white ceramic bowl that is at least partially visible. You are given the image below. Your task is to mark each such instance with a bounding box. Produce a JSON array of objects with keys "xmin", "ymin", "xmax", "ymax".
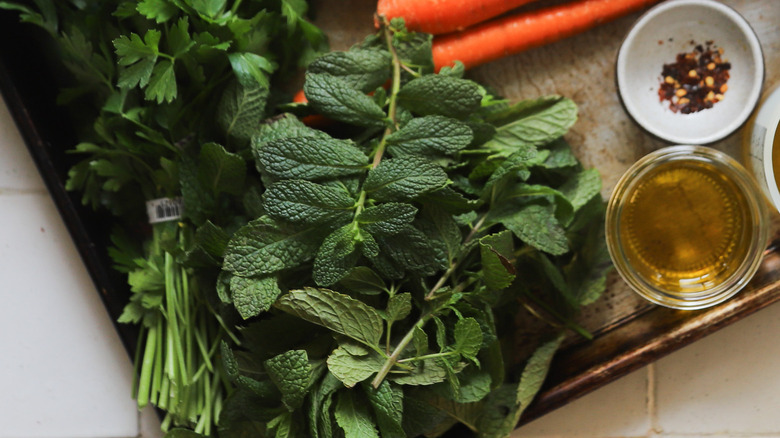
[{"xmin": 616, "ymin": 0, "xmax": 764, "ymax": 145}]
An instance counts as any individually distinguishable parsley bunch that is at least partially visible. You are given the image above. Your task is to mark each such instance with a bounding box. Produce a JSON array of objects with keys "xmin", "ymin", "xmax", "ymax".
[
  {"xmin": 210, "ymin": 18, "xmax": 611, "ymax": 437},
  {"xmin": 2, "ymin": 0, "xmax": 326, "ymax": 434}
]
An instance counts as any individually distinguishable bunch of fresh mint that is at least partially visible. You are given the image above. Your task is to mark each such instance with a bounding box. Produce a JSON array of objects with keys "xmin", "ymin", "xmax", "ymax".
[{"xmin": 202, "ymin": 18, "xmax": 611, "ymax": 437}]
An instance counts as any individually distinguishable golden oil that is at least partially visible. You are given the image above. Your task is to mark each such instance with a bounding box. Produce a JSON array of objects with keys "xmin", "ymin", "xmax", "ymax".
[
  {"xmin": 606, "ymin": 146, "xmax": 768, "ymax": 309},
  {"xmin": 618, "ymin": 158, "xmax": 749, "ymax": 293}
]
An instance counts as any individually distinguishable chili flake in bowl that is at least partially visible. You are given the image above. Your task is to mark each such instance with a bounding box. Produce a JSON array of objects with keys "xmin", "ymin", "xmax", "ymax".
[
  {"xmin": 616, "ymin": 0, "xmax": 763, "ymax": 145},
  {"xmin": 658, "ymin": 41, "xmax": 730, "ymax": 114}
]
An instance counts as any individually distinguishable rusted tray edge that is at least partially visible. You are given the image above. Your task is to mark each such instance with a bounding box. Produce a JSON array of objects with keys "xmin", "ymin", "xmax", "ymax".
[{"xmin": 520, "ymin": 249, "xmax": 780, "ymax": 426}]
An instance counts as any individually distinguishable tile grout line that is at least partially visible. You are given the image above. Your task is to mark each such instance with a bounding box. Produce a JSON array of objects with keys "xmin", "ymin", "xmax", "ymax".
[{"xmin": 647, "ymin": 364, "xmax": 660, "ymax": 437}]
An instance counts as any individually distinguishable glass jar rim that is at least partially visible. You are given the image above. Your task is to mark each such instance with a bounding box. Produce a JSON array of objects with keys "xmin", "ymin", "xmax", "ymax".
[{"xmin": 605, "ymin": 145, "xmax": 769, "ymax": 310}]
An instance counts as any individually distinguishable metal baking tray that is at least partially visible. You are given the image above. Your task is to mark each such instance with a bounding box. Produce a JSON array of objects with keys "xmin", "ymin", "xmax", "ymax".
[{"xmin": 2, "ymin": 0, "xmax": 779, "ymax": 429}]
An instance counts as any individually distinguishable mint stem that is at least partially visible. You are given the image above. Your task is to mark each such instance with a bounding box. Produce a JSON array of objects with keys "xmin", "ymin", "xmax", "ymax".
[
  {"xmin": 397, "ymin": 349, "xmax": 458, "ymax": 364},
  {"xmin": 372, "ymin": 314, "xmax": 430, "ymax": 388},
  {"xmin": 371, "ymin": 16, "xmax": 402, "ymax": 169},
  {"xmin": 425, "ymin": 213, "xmax": 487, "ymax": 300}
]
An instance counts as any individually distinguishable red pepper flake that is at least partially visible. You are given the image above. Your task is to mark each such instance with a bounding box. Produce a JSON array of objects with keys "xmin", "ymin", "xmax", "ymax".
[{"xmin": 658, "ymin": 41, "xmax": 730, "ymax": 114}]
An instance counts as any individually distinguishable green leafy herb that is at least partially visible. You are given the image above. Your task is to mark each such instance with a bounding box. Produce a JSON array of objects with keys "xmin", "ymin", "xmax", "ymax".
[{"xmin": 3, "ymin": 3, "xmax": 612, "ymax": 436}]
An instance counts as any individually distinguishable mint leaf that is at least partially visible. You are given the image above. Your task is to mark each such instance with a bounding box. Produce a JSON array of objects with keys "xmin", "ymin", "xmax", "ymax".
[
  {"xmin": 442, "ymin": 366, "xmax": 492, "ymax": 403},
  {"xmin": 386, "ymin": 115, "xmax": 473, "ymax": 157},
  {"xmin": 484, "ymin": 96, "xmax": 578, "ymax": 150},
  {"xmin": 499, "ymin": 183, "xmax": 574, "ymax": 226},
  {"xmin": 312, "ymin": 224, "xmax": 361, "ymax": 286},
  {"xmin": 334, "ymin": 390, "xmax": 380, "ymax": 438},
  {"xmin": 500, "ymin": 204, "xmax": 569, "ymax": 255},
  {"xmin": 356, "ymin": 202, "xmax": 417, "ymax": 236},
  {"xmin": 417, "ymin": 186, "xmax": 480, "ymax": 214},
  {"xmin": 230, "ymin": 275, "xmax": 281, "ymax": 319},
  {"xmin": 482, "ymin": 146, "xmax": 537, "ymax": 198},
  {"xmin": 223, "ymin": 216, "xmax": 322, "ymax": 277},
  {"xmin": 264, "ymin": 350, "xmax": 311, "ymax": 411},
  {"xmin": 401, "ymin": 391, "xmax": 452, "ymax": 437},
  {"xmin": 304, "ymin": 72, "xmax": 387, "ymax": 127},
  {"xmin": 363, "ymin": 381, "xmax": 405, "ymax": 438},
  {"xmin": 255, "ymin": 136, "xmax": 369, "ymax": 181},
  {"xmin": 454, "ymin": 318, "xmax": 482, "ymax": 363},
  {"xmin": 337, "ymin": 266, "xmax": 388, "ymax": 295},
  {"xmin": 533, "ymin": 251, "xmax": 573, "ymax": 307},
  {"xmin": 309, "ymin": 372, "xmax": 342, "ymax": 438},
  {"xmin": 308, "ymin": 49, "xmax": 392, "ymax": 93},
  {"xmin": 539, "ymin": 138, "xmax": 579, "ymax": 169},
  {"xmin": 510, "ymin": 334, "xmax": 565, "ymax": 430},
  {"xmin": 385, "ymin": 292, "xmax": 412, "ymax": 322},
  {"xmin": 275, "ymin": 287, "xmax": 384, "ymax": 348},
  {"xmin": 374, "ymin": 225, "xmax": 444, "ymax": 276},
  {"xmin": 363, "ymin": 157, "xmax": 448, "ymax": 202},
  {"xmin": 198, "ymin": 142, "xmax": 246, "ymax": 196},
  {"xmin": 417, "ymin": 206, "xmax": 463, "ymax": 265},
  {"xmin": 263, "ymin": 180, "xmax": 355, "ymax": 226},
  {"xmin": 560, "ymin": 168, "xmax": 602, "ymax": 212},
  {"xmin": 327, "ymin": 347, "xmax": 383, "ymax": 388},
  {"xmin": 179, "ymin": 153, "xmax": 215, "ymax": 223},
  {"xmin": 250, "ymin": 114, "xmax": 321, "ymax": 151},
  {"xmin": 396, "ymin": 75, "xmax": 482, "ymax": 119},
  {"xmin": 412, "ymin": 325, "xmax": 429, "ymax": 357},
  {"xmin": 266, "ymin": 411, "xmax": 296, "ymax": 437},
  {"xmin": 479, "ymin": 230, "xmax": 516, "ymax": 291},
  {"xmin": 217, "ymin": 78, "xmax": 269, "ymax": 146}
]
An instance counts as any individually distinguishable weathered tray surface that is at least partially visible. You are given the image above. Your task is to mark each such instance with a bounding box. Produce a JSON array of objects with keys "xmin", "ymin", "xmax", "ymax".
[{"xmin": 312, "ymin": 0, "xmax": 780, "ymax": 425}]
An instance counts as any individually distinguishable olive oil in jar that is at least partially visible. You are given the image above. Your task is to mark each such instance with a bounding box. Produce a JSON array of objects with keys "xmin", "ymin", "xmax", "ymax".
[
  {"xmin": 606, "ymin": 146, "xmax": 768, "ymax": 309},
  {"xmin": 618, "ymin": 158, "xmax": 750, "ymax": 293}
]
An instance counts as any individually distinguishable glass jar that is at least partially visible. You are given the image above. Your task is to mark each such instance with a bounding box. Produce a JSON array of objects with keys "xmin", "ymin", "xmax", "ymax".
[{"xmin": 606, "ymin": 145, "xmax": 769, "ymax": 310}]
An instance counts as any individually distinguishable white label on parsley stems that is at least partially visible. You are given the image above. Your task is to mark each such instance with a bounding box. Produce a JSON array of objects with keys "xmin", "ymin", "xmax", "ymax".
[{"xmin": 146, "ymin": 197, "xmax": 183, "ymax": 223}]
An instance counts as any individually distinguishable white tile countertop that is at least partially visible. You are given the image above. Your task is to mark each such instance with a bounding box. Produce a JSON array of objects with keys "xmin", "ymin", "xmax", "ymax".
[{"xmin": 4, "ymin": 88, "xmax": 780, "ymax": 438}]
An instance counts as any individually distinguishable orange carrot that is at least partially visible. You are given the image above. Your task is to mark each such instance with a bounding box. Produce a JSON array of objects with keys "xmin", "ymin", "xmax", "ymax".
[
  {"xmin": 432, "ymin": 0, "xmax": 661, "ymax": 71},
  {"xmin": 293, "ymin": 89, "xmax": 331, "ymax": 128},
  {"xmin": 376, "ymin": 0, "xmax": 541, "ymax": 35}
]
